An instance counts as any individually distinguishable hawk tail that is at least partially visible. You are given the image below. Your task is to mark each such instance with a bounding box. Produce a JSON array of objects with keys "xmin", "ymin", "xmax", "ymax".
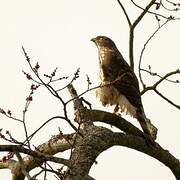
[{"xmin": 136, "ymin": 109, "xmax": 157, "ymax": 140}]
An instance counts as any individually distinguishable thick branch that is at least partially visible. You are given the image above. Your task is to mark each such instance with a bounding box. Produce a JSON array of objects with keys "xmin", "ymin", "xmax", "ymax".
[
  {"xmin": 81, "ymin": 108, "xmax": 145, "ymax": 137},
  {"xmin": 64, "ymin": 125, "xmax": 180, "ymax": 180},
  {"xmin": 0, "ymin": 144, "xmax": 71, "ymax": 166}
]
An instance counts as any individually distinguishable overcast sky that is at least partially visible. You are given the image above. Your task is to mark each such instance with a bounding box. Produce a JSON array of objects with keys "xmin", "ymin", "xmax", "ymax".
[{"xmin": 0, "ymin": 0, "xmax": 180, "ymax": 179}]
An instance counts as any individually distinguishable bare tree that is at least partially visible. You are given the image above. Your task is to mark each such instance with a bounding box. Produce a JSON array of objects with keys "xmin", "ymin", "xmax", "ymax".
[{"xmin": 0, "ymin": 1, "xmax": 180, "ymax": 179}]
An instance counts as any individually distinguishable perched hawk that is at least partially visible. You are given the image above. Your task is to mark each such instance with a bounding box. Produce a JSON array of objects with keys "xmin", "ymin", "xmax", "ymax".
[{"xmin": 91, "ymin": 36, "xmax": 157, "ymax": 139}]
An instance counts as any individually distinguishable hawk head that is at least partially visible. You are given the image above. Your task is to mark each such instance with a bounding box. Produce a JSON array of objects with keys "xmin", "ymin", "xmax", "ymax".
[
  {"xmin": 91, "ymin": 36, "xmax": 116, "ymax": 49},
  {"xmin": 91, "ymin": 36, "xmax": 118, "ymax": 67}
]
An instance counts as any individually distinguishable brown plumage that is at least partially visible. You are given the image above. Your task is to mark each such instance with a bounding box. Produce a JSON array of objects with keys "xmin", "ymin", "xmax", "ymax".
[{"xmin": 91, "ymin": 35, "xmax": 157, "ymax": 139}]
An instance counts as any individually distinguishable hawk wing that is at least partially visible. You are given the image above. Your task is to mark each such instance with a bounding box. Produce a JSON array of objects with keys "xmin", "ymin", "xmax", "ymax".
[
  {"xmin": 101, "ymin": 50, "xmax": 143, "ymax": 112},
  {"xmin": 113, "ymin": 70, "xmax": 143, "ymax": 111}
]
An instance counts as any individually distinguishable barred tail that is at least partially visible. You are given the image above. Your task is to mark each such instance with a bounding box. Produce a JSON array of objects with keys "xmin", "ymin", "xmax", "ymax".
[{"xmin": 136, "ymin": 108, "xmax": 157, "ymax": 140}]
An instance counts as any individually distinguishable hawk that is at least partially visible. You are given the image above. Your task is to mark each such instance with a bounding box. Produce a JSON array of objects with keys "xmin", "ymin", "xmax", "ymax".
[{"xmin": 91, "ymin": 35, "xmax": 157, "ymax": 139}]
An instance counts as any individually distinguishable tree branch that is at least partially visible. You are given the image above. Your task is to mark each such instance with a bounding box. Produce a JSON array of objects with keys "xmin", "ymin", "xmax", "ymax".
[
  {"xmin": 154, "ymin": 89, "xmax": 180, "ymax": 110},
  {"xmin": 130, "ymin": 0, "xmax": 173, "ymax": 19},
  {"xmin": 0, "ymin": 145, "xmax": 71, "ymax": 166},
  {"xmin": 133, "ymin": 0, "xmax": 157, "ymax": 28},
  {"xmin": 116, "ymin": 0, "xmax": 132, "ymax": 27},
  {"xmin": 14, "ymin": 150, "xmax": 32, "ymax": 180},
  {"xmin": 139, "ymin": 19, "xmax": 170, "ymax": 89},
  {"xmin": 129, "ymin": 0, "xmax": 156, "ymax": 70},
  {"xmin": 141, "ymin": 69, "xmax": 180, "ymax": 95},
  {"xmin": 0, "ymin": 132, "xmax": 80, "ymax": 180},
  {"xmin": 140, "ymin": 68, "xmax": 180, "ymax": 84},
  {"xmin": 80, "ymin": 108, "xmax": 145, "ymax": 137}
]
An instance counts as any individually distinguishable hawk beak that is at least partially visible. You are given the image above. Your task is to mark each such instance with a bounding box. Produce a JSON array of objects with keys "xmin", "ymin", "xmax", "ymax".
[{"xmin": 91, "ymin": 38, "xmax": 96, "ymax": 42}]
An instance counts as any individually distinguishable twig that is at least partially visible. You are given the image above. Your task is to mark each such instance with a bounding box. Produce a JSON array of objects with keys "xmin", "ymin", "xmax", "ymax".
[
  {"xmin": 22, "ymin": 46, "xmax": 64, "ymax": 101},
  {"xmin": 131, "ymin": 0, "xmax": 173, "ymax": 19},
  {"xmin": 39, "ymin": 164, "xmax": 61, "ymax": 177},
  {"xmin": 141, "ymin": 68, "xmax": 180, "ymax": 84},
  {"xmin": 32, "ymin": 169, "xmax": 44, "ymax": 179},
  {"xmin": 116, "ymin": 0, "xmax": 132, "ymax": 27},
  {"xmin": 154, "ymin": 89, "xmax": 180, "ymax": 110},
  {"xmin": 1, "ymin": 131, "xmax": 25, "ymax": 146},
  {"xmin": 141, "ymin": 69, "xmax": 180, "ymax": 95},
  {"xmin": 160, "ymin": 0, "xmax": 180, "ymax": 11},
  {"xmin": 23, "ymin": 116, "xmax": 77, "ymax": 144},
  {"xmin": 80, "ymin": 97, "xmax": 92, "ymax": 109},
  {"xmin": 22, "ymin": 90, "xmax": 33, "ymax": 149},
  {"xmin": 140, "ymin": 69, "xmax": 180, "ymax": 110},
  {"xmin": 129, "ymin": 0, "xmax": 156, "ymax": 70},
  {"xmin": 133, "ymin": 0, "xmax": 157, "ymax": 28},
  {"xmin": 44, "ymin": 162, "xmax": 47, "ymax": 180},
  {"xmin": 138, "ymin": 19, "xmax": 170, "ymax": 89},
  {"xmin": 22, "ymin": 46, "xmax": 77, "ymax": 133},
  {"xmin": 57, "ymin": 68, "xmax": 80, "ymax": 92},
  {"xmin": 0, "ymin": 108, "xmax": 23, "ymax": 123}
]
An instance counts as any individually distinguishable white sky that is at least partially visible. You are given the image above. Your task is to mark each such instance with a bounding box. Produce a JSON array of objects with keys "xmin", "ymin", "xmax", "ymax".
[{"xmin": 0, "ymin": 0, "xmax": 180, "ymax": 179}]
